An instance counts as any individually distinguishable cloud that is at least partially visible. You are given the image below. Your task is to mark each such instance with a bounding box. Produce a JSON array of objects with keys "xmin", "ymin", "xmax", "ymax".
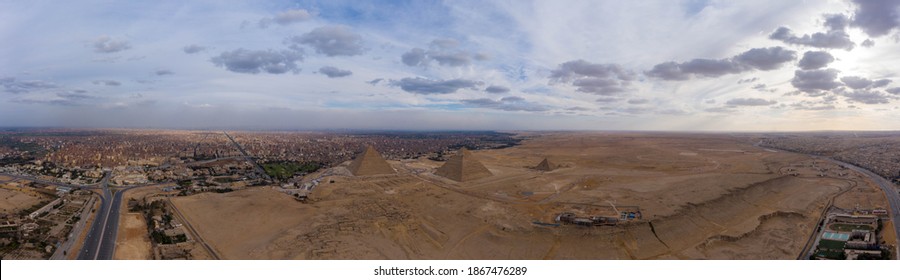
[
  {"xmin": 391, "ymin": 77, "xmax": 480, "ymax": 94},
  {"xmin": 210, "ymin": 48, "xmax": 303, "ymax": 74},
  {"xmin": 627, "ymin": 99, "xmax": 649, "ymax": 104},
  {"xmin": 769, "ymin": 14, "xmax": 856, "ymax": 50},
  {"xmin": 705, "ymin": 107, "xmax": 736, "ymax": 113},
  {"xmin": 259, "ymin": 9, "xmax": 312, "ymax": 28},
  {"xmin": 887, "ymin": 87, "xmax": 900, "ymax": 95},
  {"xmin": 367, "ymin": 78, "xmax": 384, "ymax": 85},
  {"xmin": 92, "ymin": 80, "xmax": 121, "ymax": 86},
  {"xmin": 1, "ymin": 77, "xmax": 57, "ymax": 93},
  {"xmin": 92, "ymin": 36, "xmax": 131, "ymax": 53},
  {"xmin": 484, "ymin": 85, "xmax": 510, "ymax": 94},
  {"xmin": 732, "ymin": 46, "xmax": 798, "ymax": 70},
  {"xmin": 840, "ymin": 76, "xmax": 874, "ymax": 89},
  {"xmin": 872, "ymin": 79, "xmax": 891, "ymax": 88},
  {"xmin": 851, "ymin": 0, "xmax": 900, "ymax": 37},
  {"xmin": 550, "ymin": 60, "xmax": 635, "ymax": 95},
  {"xmin": 797, "ymin": 51, "xmax": 834, "ymax": 70},
  {"xmin": 725, "ymin": 98, "xmax": 777, "ymax": 106},
  {"xmin": 595, "ymin": 97, "xmax": 620, "ymax": 103},
  {"xmin": 647, "ymin": 47, "xmax": 795, "ymax": 80},
  {"xmin": 790, "ymin": 68, "xmax": 842, "ymax": 93},
  {"xmin": 823, "ymin": 14, "xmax": 851, "ymax": 31},
  {"xmin": 460, "ymin": 96, "xmax": 549, "ymax": 112},
  {"xmin": 401, "ymin": 39, "xmax": 486, "ymax": 67},
  {"xmin": 840, "ymin": 89, "xmax": 893, "ymax": 104},
  {"xmin": 155, "ymin": 70, "xmax": 174, "ymax": 76},
  {"xmin": 401, "ymin": 48, "xmax": 427, "ymax": 67},
  {"xmin": 861, "ymin": 39, "xmax": 875, "ymax": 47},
  {"xmin": 737, "ymin": 77, "xmax": 759, "ymax": 84},
  {"xmin": 658, "ymin": 109, "xmax": 689, "ymax": 115},
  {"xmin": 287, "ymin": 25, "xmax": 364, "ymax": 57},
  {"xmin": 769, "ymin": 27, "xmax": 855, "ymax": 50},
  {"xmin": 318, "ymin": 66, "xmax": 352, "ymax": 78},
  {"xmin": 790, "ymin": 100, "xmax": 836, "ymax": 110},
  {"xmin": 183, "ymin": 44, "xmax": 207, "ymax": 54},
  {"xmin": 12, "ymin": 90, "xmax": 97, "ymax": 106}
]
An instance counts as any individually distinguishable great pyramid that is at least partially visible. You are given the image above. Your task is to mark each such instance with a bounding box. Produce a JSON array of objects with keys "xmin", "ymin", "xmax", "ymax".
[
  {"xmin": 348, "ymin": 145, "xmax": 395, "ymax": 176},
  {"xmin": 434, "ymin": 147, "xmax": 492, "ymax": 182},
  {"xmin": 535, "ymin": 158, "xmax": 556, "ymax": 171}
]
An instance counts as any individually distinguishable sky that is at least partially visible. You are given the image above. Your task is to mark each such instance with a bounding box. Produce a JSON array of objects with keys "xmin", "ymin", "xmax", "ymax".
[{"xmin": 1, "ymin": 0, "xmax": 899, "ymax": 131}]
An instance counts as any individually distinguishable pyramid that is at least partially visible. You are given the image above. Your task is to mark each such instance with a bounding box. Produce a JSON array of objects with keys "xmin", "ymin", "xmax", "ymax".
[
  {"xmin": 535, "ymin": 158, "xmax": 556, "ymax": 171},
  {"xmin": 348, "ymin": 145, "xmax": 395, "ymax": 176},
  {"xmin": 434, "ymin": 148, "xmax": 492, "ymax": 182}
]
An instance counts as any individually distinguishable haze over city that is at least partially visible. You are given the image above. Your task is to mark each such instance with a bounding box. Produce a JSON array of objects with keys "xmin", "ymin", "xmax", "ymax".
[{"xmin": 2, "ymin": 0, "xmax": 899, "ymax": 130}]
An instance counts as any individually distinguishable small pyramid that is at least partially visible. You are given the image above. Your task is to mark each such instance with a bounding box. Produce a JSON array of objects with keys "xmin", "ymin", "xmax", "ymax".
[
  {"xmin": 348, "ymin": 145, "xmax": 395, "ymax": 176},
  {"xmin": 435, "ymin": 148, "xmax": 492, "ymax": 182},
  {"xmin": 535, "ymin": 158, "xmax": 556, "ymax": 171}
]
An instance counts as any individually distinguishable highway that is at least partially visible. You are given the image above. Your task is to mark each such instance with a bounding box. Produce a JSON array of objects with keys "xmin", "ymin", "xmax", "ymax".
[
  {"xmin": 223, "ymin": 131, "xmax": 272, "ymax": 181},
  {"xmin": 755, "ymin": 141, "xmax": 900, "ymax": 259},
  {"xmin": 820, "ymin": 157, "xmax": 900, "ymax": 260},
  {"xmin": 77, "ymin": 172, "xmax": 113, "ymax": 260},
  {"xmin": 76, "ymin": 172, "xmax": 146, "ymax": 260}
]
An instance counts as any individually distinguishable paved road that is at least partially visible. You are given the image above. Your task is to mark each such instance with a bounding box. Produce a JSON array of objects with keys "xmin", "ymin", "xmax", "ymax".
[
  {"xmin": 77, "ymin": 172, "xmax": 113, "ymax": 260},
  {"xmin": 0, "ymin": 173, "xmax": 99, "ymax": 189},
  {"xmin": 820, "ymin": 157, "xmax": 900, "ymax": 260},
  {"xmin": 223, "ymin": 131, "xmax": 272, "ymax": 181},
  {"xmin": 50, "ymin": 195, "xmax": 96, "ymax": 260},
  {"xmin": 756, "ymin": 141, "xmax": 900, "ymax": 259}
]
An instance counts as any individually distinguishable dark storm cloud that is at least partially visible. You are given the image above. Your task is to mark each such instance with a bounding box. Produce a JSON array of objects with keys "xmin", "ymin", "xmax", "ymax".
[
  {"xmin": 851, "ymin": 0, "xmax": 900, "ymax": 37},
  {"xmin": 259, "ymin": 9, "xmax": 312, "ymax": 28},
  {"xmin": 485, "ymin": 85, "xmax": 510, "ymax": 94},
  {"xmin": 211, "ymin": 48, "xmax": 303, "ymax": 74},
  {"xmin": 183, "ymin": 44, "xmax": 208, "ymax": 54},
  {"xmin": 92, "ymin": 36, "xmax": 131, "ymax": 53},
  {"xmin": 725, "ymin": 98, "xmax": 777, "ymax": 106},
  {"xmin": 461, "ymin": 96, "xmax": 548, "ymax": 112},
  {"xmin": 647, "ymin": 47, "xmax": 795, "ymax": 80},
  {"xmin": 92, "ymin": 80, "xmax": 121, "ymax": 86},
  {"xmin": 840, "ymin": 89, "xmax": 894, "ymax": 104},
  {"xmin": 318, "ymin": 66, "xmax": 352, "ymax": 78},
  {"xmin": 391, "ymin": 77, "xmax": 480, "ymax": 94},
  {"xmin": 401, "ymin": 39, "xmax": 485, "ymax": 67},
  {"xmin": 550, "ymin": 60, "xmax": 636, "ymax": 95},
  {"xmin": 798, "ymin": 51, "xmax": 834, "ymax": 70},
  {"xmin": 769, "ymin": 27, "xmax": 855, "ymax": 50},
  {"xmin": 790, "ymin": 68, "xmax": 842, "ymax": 93},
  {"xmin": 155, "ymin": 70, "xmax": 174, "ymax": 76},
  {"xmin": 286, "ymin": 25, "xmax": 365, "ymax": 57},
  {"xmin": 1, "ymin": 77, "xmax": 57, "ymax": 93}
]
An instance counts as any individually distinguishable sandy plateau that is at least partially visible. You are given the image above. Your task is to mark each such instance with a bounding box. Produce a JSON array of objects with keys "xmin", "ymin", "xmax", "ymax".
[{"xmin": 168, "ymin": 133, "xmax": 891, "ymax": 259}]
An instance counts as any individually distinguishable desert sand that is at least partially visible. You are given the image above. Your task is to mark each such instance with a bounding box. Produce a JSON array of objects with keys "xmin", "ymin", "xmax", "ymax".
[{"xmin": 168, "ymin": 132, "xmax": 890, "ymax": 259}]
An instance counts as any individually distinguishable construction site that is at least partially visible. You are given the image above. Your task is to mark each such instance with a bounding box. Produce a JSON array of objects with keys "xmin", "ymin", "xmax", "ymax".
[{"xmin": 158, "ymin": 132, "xmax": 897, "ymax": 259}]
